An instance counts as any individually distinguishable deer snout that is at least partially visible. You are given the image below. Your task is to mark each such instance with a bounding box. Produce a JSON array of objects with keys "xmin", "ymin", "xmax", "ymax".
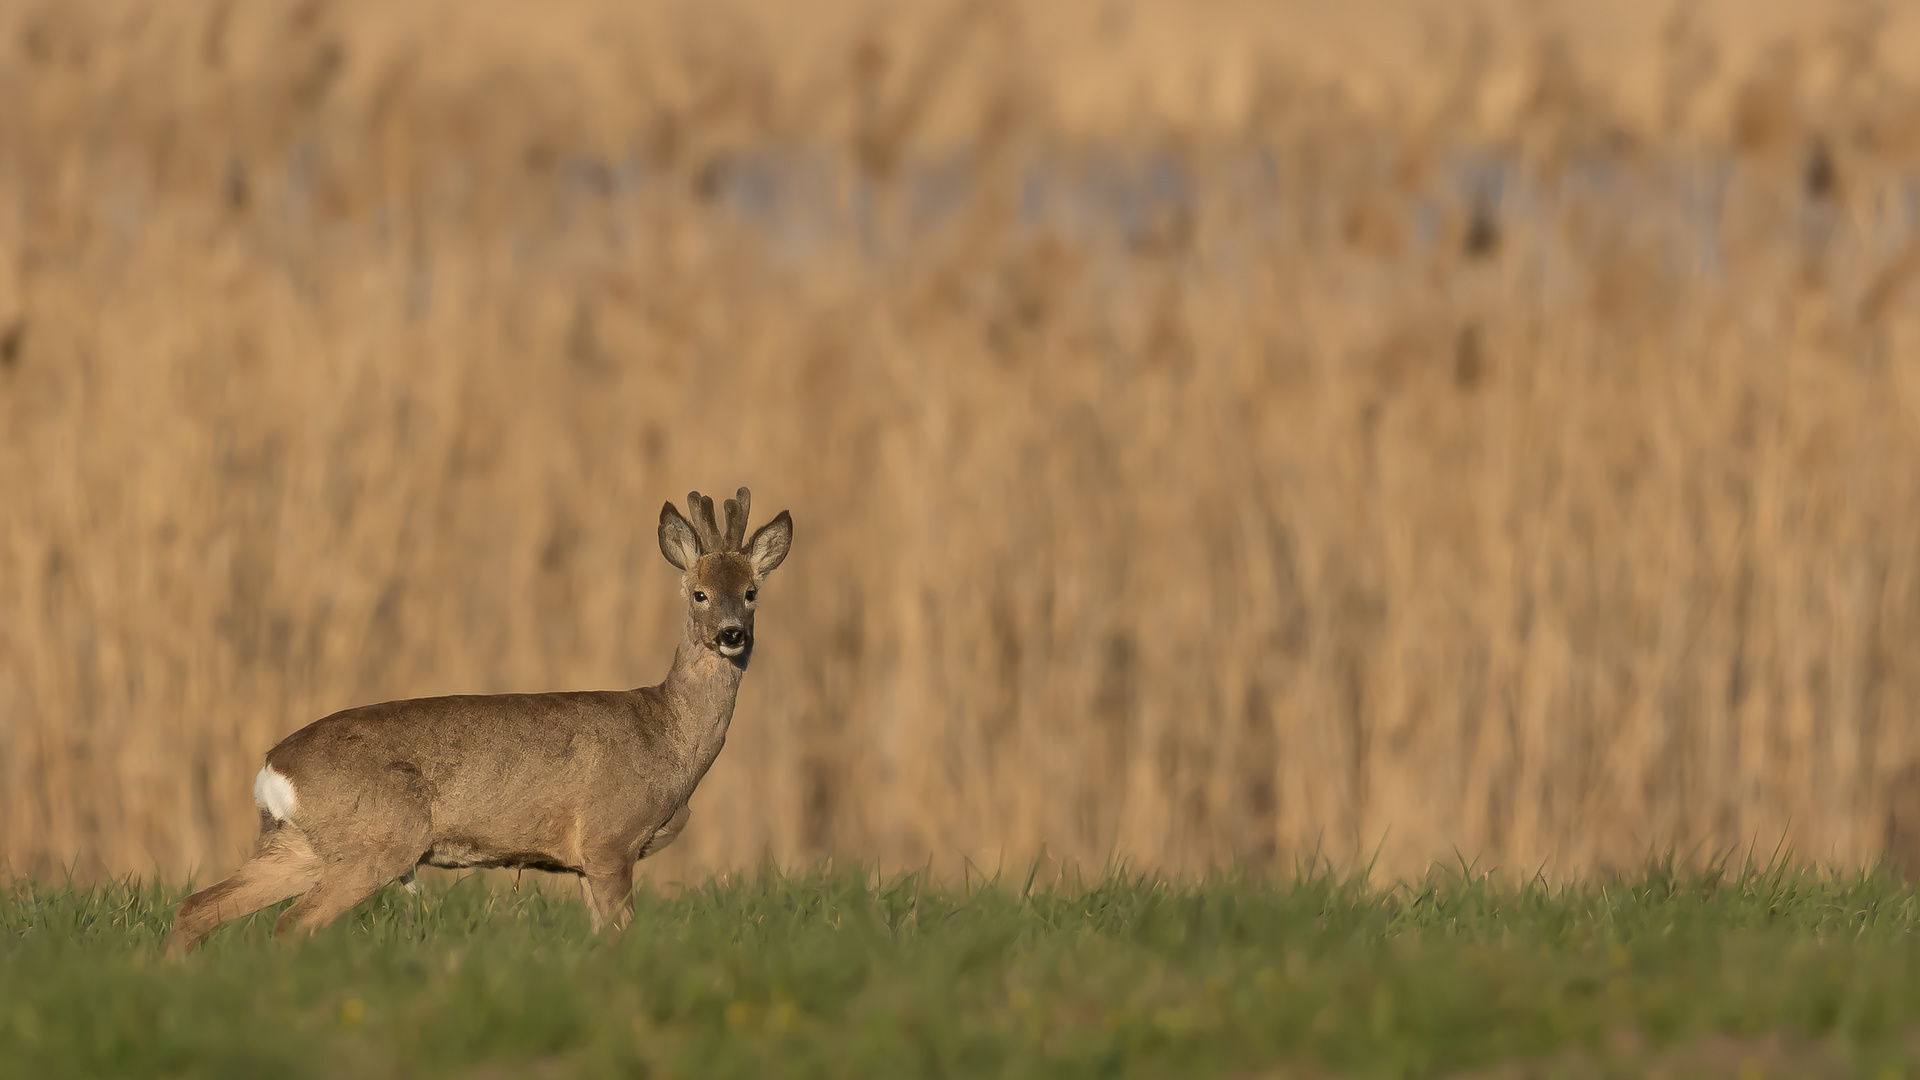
[{"xmin": 717, "ymin": 625, "xmax": 750, "ymax": 652}]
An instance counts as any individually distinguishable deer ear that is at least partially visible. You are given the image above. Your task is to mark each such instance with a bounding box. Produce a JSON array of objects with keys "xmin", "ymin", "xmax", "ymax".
[
  {"xmin": 658, "ymin": 502, "xmax": 700, "ymax": 570},
  {"xmin": 745, "ymin": 510, "xmax": 793, "ymax": 578}
]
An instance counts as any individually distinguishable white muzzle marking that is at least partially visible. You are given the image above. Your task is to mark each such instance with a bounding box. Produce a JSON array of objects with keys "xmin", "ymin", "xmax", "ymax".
[{"xmin": 253, "ymin": 765, "xmax": 299, "ymax": 822}]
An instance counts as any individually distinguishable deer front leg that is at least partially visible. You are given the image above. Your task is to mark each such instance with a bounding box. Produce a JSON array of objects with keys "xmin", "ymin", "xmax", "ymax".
[
  {"xmin": 638, "ymin": 803, "xmax": 690, "ymax": 860},
  {"xmin": 579, "ymin": 852, "xmax": 635, "ymax": 934}
]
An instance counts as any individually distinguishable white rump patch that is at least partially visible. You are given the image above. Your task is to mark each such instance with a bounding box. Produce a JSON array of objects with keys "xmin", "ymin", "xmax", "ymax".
[{"xmin": 253, "ymin": 765, "xmax": 299, "ymax": 821}]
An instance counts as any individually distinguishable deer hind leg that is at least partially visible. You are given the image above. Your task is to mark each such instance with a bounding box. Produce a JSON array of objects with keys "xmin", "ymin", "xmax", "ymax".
[
  {"xmin": 166, "ymin": 825, "xmax": 321, "ymax": 955},
  {"xmin": 274, "ymin": 790, "xmax": 431, "ymax": 941},
  {"xmin": 273, "ymin": 834, "xmax": 429, "ymax": 940}
]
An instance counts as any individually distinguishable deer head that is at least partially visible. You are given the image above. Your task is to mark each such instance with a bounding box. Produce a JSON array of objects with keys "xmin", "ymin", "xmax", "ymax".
[{"xmin": 657, "ymin": 487, "xmax": 793, "ymax": 661}]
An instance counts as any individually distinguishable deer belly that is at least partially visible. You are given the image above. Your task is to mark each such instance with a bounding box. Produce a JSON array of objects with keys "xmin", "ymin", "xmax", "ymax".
[{"xmin": 421, "ymin": 839, "xmax": 579, "ymax": 875}]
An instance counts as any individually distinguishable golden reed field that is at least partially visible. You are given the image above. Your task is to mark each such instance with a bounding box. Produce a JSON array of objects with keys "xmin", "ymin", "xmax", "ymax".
[{"xmin": 6, "ymin": 0, "xmax": 1920, "ymax": 884}]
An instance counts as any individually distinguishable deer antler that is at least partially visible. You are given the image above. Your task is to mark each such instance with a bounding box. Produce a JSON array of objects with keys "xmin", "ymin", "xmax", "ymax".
[
  {"xmin": 686, "ymin": 491, "xmax": 724, "ymax": 553},
  {"xmin": 723, "ymin": 487, "xmax": 751, "ymax": 551}
]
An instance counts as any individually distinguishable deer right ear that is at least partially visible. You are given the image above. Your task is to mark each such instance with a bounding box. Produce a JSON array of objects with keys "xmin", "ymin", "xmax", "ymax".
[{"xmin": 659, "ymin": 502, "xmax": 701, "ymax": 570}]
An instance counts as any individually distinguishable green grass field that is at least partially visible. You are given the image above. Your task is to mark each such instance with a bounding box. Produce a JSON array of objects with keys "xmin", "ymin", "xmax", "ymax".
[{"xmin": 5, "ymin": 860, "xmax": 1920, "ymax": 1079}]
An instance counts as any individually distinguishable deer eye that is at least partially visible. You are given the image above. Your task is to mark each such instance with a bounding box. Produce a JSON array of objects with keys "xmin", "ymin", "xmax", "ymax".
[
  {"xmin": 745, "ymin": 589, "xmax": 757, "ymax": 603},
  {"xmin": 692, "ymin": 590, "xmax": 707, "ymax": 603}
]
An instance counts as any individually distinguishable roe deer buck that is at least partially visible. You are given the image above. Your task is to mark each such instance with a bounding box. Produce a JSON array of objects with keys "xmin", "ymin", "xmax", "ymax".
[{"xmin": 165, "ymin": 488, "xmax": 792, "ymax": 953}]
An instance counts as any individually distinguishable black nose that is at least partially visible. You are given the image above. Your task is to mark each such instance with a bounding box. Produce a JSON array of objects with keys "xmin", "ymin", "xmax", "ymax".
[{"xmin": 718, "ymin": 627, "xmax": 748, "ymax": 649}]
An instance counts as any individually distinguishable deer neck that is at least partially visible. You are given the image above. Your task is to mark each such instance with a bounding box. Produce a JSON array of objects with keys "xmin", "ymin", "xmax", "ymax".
[{"xmin": 658, "ymin": 623, "xmax": 748, "ymax": 774}]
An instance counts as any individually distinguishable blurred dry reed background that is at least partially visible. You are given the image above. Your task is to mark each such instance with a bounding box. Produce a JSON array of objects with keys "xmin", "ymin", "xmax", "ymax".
[{"xmin": 6, "ymin": 0, "xmax": 1920, "ymax": 883}]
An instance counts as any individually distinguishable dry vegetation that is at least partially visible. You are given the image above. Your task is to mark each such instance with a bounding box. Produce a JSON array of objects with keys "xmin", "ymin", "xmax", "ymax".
[{"xmin": 4, "ymin": 0, "xmax": 1920, "ymax": 884}]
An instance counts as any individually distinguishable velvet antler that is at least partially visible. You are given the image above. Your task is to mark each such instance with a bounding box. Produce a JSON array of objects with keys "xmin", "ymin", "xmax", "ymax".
[
  {"xmin": 686, "ymin": 491, "xmax": 724, "ymax": 553},
  {"xmin": 722, "ymin": 488, "xmax": 751, "ymax": 552}
]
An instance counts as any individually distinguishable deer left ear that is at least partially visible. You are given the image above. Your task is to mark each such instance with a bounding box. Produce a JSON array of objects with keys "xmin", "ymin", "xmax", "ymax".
[{"xmin": 745, "ymin": 511, "xmax": 793, "ymax": 579}]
